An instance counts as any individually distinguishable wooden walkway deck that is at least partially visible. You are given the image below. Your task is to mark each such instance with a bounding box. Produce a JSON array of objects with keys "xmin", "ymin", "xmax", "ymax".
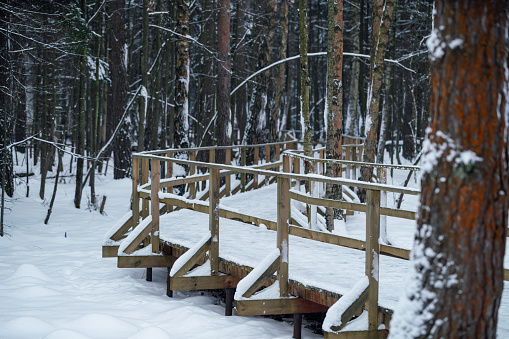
[{"xmin": 102, "ymin": 140, "xmax": 509, "ymax": 338}]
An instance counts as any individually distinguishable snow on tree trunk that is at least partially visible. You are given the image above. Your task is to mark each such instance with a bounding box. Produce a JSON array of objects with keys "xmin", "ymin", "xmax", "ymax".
[
  {"xmin": 299, "ymin": 0, "xmax": 312, "ymax": 169},
  {"xmin": 325, "ymin": 0, "xmax": 343, "ymax": 230},
  {"xmin": 174, "ymin": 0, "xmax": 190, "ymax": 151},
  {"xmin": 389, "ymin": 1, "xmax": 508, "ymax": 337}
]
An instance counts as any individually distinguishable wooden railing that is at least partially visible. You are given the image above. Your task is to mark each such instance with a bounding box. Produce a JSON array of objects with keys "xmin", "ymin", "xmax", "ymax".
[
  {"xmin": 105, "ymin": 138, "xmax": 509, "ymax": 336},
  {"xmin": 121, "ymin": 145, "xmax": 422, "ymax": 333}
]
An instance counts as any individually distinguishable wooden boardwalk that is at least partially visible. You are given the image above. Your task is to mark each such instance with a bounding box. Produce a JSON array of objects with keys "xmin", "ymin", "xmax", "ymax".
[{"xmin": 103, "ymin": 140, "xmax": 509, "ymax": 338}]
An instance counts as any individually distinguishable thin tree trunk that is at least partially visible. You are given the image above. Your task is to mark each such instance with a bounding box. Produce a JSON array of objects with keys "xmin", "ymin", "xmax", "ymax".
[
  {"xmin": 325, "ymin": 0, "xmax": 343, "ymax": 230},
  {"xmin": 269, "ymin": 0, "xmax": 290, "ymax": 147},
  {"xmin": 108, "ymin": 0, "xmax": 131, "ymax": 179},
  {"xmin": 216, "ymin": 0, "xmax": 231, "ymax": 164},
  {"xmin": 138, "ymin": 0, "xmax": 149, "ymax": 153},
  {"xmin": 174, "ymin": 0, "xmax": 190, "ymax": 150},
  {"xmin": 44, "ymin": 151, "xmax": 62, "ymax": 224},
  {"xmin": 299, "ymin": 0, "xmax": 311, "ymax": 166},
  {"xmin": 390, "ymin": 1, "xmax": 508, "ymax": 337},
  {"xmin": 358, "ymin": 0, "xmax": 395, "ymax": 201}
]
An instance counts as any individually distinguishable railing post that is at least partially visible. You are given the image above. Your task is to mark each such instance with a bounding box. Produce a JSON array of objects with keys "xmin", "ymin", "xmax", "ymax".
[
  {"xmin": 141, "ymin": 158, "xmax": 149, "ymax": 219},
  {"xmin": 366, "ymin": 189, "xmax": 380, "ymax": 331},
  {"xmin": 189, "ymin": 150, "xmax": 196, "ymax": 199},
  {"xmin": 151, "ymin": 159, "xmax": 160, "ymax": 253},
  {"xmin": 166, "ymin": 152, "xmax": 173, "ymax": 213},
  {"xmin": 275, "ymin": 145, "xmax": 281, "ymax": 171},
  {"xmin": 293, "ymin": 156, "xmax": 300, "ymax": 190},
  {"xmin": 265, "ymin": 145, "xmax": 270, "ymax": 185},
  {"xmin": 378, "ymin": 167, "xmax": 388, "ymax": 243},
  {"xmin": 225, "ymin": 148, "xmax": 231, "ymax": 196},
  {"xmin": 241, "ymin": 147, "xmax": 246, "ymax": 192},
  {"xmin": 209, "ymin": 167, "xmax": 220, "ymax": 275},
  {"xmin": 132, "ymin": 156, "xmax": 140, "ymax": 227},
  {"xmin": 253, "ymin": 146, "xmax": 259, "ymax": 189},
  {"xmin": 278, "ymin": 155, "xmax": 290, "ymax": 297}
]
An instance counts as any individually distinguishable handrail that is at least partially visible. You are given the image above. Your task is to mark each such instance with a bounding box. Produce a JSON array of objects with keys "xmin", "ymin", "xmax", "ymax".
[
  {"xmin": 284, "ymin": 149, "xmax": 421, "ymax": 171},
  {"xmin": 139, "ymin": 140, "xmax": 297, "ymax": 155},
  {"xmin": 132, "ymin": 153, "xmax": 420, "ymax": 196}
]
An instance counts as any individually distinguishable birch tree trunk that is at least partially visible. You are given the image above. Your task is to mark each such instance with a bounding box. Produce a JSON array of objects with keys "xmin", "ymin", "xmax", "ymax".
[
  {"xmin": 138, "ymin": 0, "xmax": 149, "ymax": 152},
  {"xmin": 389, "ymin": 1, "xmax": 508, "ymax": 337},
  {"xmin": 358, "ymin": 0, "xmax": 395, "ymax": 201},
  {"xmin": 325, "ymin": 0, "xmax": 343, "ymax": 230},
  {"xmin": 269, "ymin": 0, "xmax": 290, "ymax": 147},
  {"xmin": 174, "ymin": 0, "xmax": 190, "ymax": 150}
]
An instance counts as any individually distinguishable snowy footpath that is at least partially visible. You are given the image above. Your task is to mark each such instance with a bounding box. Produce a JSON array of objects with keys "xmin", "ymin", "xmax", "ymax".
[{"xmin": 0, "ymin": 175, "xmax": 320, "ymax": 339}]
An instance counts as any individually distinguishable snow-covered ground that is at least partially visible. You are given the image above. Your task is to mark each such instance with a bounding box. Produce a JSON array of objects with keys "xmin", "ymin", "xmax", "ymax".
[
  {"xmin": 0, "ymin": 162, "xmax": 321, "ymax": 339},
  {"xmin": 2, "ymin": 153, "xmax": 509, "ymax": 338}
]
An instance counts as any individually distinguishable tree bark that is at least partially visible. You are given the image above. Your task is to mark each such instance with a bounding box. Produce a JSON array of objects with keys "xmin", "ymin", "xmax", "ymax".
[
  {"xmin": 174, "ymin": 0, "xmax": 190, "ymax": 150},
  {"xmin": 299, "ymin": 0, "xmax": 311, "ymax": 166},
  {"xmin": 345, "ymin": 0, "xmax": 361, "ymax": 136},
  {"xmin": 216, "ymin": 0, "xmax": 231, "ymax": 164},
  {"xmin": 138, "ymin": 0, "xmax": 149, "ymax": 152},
  {"xmin": 269, "ymin": 0, "xmax": 290, "ymax": 147},
  {"xmin": 108, "ymin": 0, "xmax": 131, "ymax": 179},
  {"xmin": 358, "ymin": 0, "xmax": 395, "ymax": 201},
  {"xmin": 389, "ymin": 1, "xmax": 508, "ymax": 337},
  {"xmin": 325, "ymin": 0, "xmax": 343, "ymax": 230}
]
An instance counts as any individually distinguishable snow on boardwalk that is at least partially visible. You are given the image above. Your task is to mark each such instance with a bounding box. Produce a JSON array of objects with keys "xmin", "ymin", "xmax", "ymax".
[{"xmin": 160, "ymin": 183, "xmax": 509, "ymax": 337}]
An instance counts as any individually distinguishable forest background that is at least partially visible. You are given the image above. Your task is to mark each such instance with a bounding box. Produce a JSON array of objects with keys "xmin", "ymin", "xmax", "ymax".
[{"xmin": 0, "ymin": 0, "xmax": 431, "ymax": 219}]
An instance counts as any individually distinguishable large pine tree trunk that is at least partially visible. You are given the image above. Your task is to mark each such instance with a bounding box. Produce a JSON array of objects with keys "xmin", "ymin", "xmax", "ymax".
[
  {"xmin": 108, "ymin": 0, "xmax": 131, "ymax": 179},
  {"xmin": 389, "ymin": 1, "xmax": 508, "ymax": 337}
]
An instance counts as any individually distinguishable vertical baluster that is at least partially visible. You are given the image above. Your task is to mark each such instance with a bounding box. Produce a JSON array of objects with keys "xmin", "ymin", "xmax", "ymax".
[
  {"xmin": 151, "ymin": 159, "xmax": 160, "ymax": 253},
  {"xmin": 366, "ymin": 190, "xmax": 380, "ymax": 330},
  {"xmin": 209, "ymin": 168, "xmax": 220, "ymax": 275},
  {"xmin": 278, "ymin": 155, "xmax": 290, "ymax": 297},
  {"xmin": 189, "ymin": 150, "xmax": 196, "ymax": 199},
  {"xmin": 225, "ymin": 148, "xmax": 231, "ymax": 196},
  {"xmin": 253, "ymin": 147, "xmax": 259, "ymax": 189}
]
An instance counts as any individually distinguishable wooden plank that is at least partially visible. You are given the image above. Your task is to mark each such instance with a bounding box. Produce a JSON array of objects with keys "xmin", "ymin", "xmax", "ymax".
[
  {"xmin": 225, "ymin": 148, "xmax": 231, "ymax": 196},
  {"xmin": 132, "ymin": 157, "xmax": 140, "ymax": 226},
  {"xmin": 289, "ymin": 226, "xmax": 365, "ymax": 250},
  {"xmin": 166, "ymin": 152, "xmax": 174, "ymax": 212},
  {"xmin": 278, "ymin": 155, "xmax": 291, "ymax": 297},
  {"xmin": 102, "ymin": 245, "xmax": 119, "ymax": 258},
  {"xmin": 254, "ymin": 147, "xmax": 259, "ymax": 189},
  {"xmin": 241, "ymin": 147, "xmax": 246, "ymax": 192},
  {"xmin": 265, "ymin": 145, "xmax": 270, "ymax": 185},
  {"xmin": 123, "ymin": 221, "xmax": 153, "ymax": 254},
  {"xmin": 330, "ymin": 286, "xmax": 369, "ymax": 332},
  {"xmin": 221, "ymin": 210, "xmax": 277, "ymax": 231},
  {"xmin": 110, "ymin": 215, "xmax": 133, "ymax": 241},
  {"xmin": 366, "ymin": 190, "xmax": 380, "ymax": 331},
  {"xmin": 324, "ymin": 330, "xmax": 388, "ymax": 339},
  {"xmin": 241, "ymin": 255, "xmax": 280, "ymax": 298},
  {"xmin": 289, "ymin": 190, "xmax": 415, "ymax": 220},
  {"xmin": 234, "ymin": 298, "xmax": 328, "ymax": 316},
  {"xmin": 172, "ymin": 239, "xmax": 211, "ymax": 277},
  {"xmin": 209, "ymin": 168, "xmax": 220, "ymax": 276},
  {"xmin": 189, "ymin": 150, "xmax": 196, "ymax": 199},
  {"xmin": 117, "ymin": 254, "xmax": 174, "ymax": 268},
  {"xmin": 505, "ymin": 269, "xmax": 509, "ymax": 281},
  {"xmin": 171, "ymin": 275, "xmax": 239, "ymax": 291},
  {"xmin": 151, "ymin": 159, "xmax": 160, "ymax": 253},
  {"xmin": 141, "ymin": 158, "xmax": 149, "ymax": 219}
]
